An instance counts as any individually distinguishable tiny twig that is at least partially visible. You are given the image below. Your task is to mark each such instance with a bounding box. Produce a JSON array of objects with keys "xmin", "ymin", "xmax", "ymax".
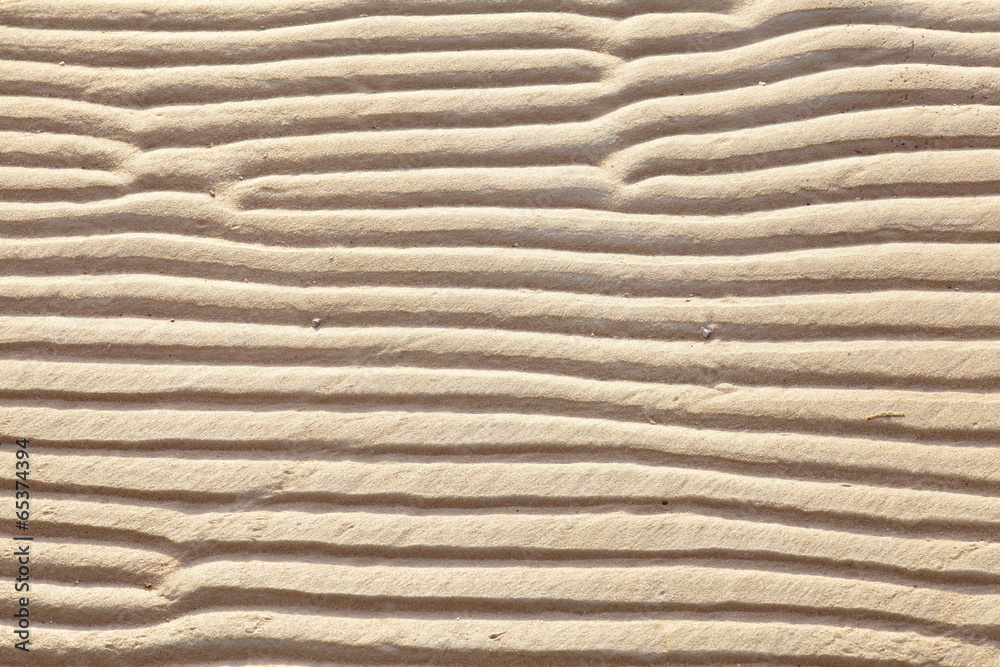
[{"xmin": 866, "ymin": 412, "xmax": 905, "ymax": 420}]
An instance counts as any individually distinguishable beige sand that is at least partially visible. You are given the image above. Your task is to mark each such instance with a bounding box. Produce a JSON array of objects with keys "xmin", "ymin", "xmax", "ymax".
[{"xmin": 2, "ymin": 0, "xmax": 999, "ymax": 664}]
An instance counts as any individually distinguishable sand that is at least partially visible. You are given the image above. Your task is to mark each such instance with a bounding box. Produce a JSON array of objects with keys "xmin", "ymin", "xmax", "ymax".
[{"xmin": 2, "ymin": 0, "xmax": 999, "ymax": 665}]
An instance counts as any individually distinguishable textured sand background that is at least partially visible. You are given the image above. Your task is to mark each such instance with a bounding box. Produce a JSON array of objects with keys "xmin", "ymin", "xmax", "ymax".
[{"xmin": 2, "ymin": 0, "xmax": 1000, "ymax": 664}]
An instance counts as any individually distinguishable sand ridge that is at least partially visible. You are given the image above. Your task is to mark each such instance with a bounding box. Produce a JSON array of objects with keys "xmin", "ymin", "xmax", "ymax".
[{"xmin": 2, "ymin": 0, "xmax": 999, "ymax": 664}]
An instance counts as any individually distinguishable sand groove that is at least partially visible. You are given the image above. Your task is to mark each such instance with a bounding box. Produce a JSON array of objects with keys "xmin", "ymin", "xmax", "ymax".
[{"xmin": 2, "ymin": 0, "xmax": 998, "ymax": 664}]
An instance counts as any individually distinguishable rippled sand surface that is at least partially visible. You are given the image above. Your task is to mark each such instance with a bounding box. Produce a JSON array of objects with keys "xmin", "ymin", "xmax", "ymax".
[{"xmin": 2, "ymin": 1, "xmax": 1000, "ymax": 664}]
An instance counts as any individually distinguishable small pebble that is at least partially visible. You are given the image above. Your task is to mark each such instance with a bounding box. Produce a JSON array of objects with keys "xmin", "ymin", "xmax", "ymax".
[
  {"xmin": 700, "ymin": 326, "xmax": 713, "ymax": 339},
  {"xmin": 311, "ymin": 318, "xmax": 323, "ymax": 329}
]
